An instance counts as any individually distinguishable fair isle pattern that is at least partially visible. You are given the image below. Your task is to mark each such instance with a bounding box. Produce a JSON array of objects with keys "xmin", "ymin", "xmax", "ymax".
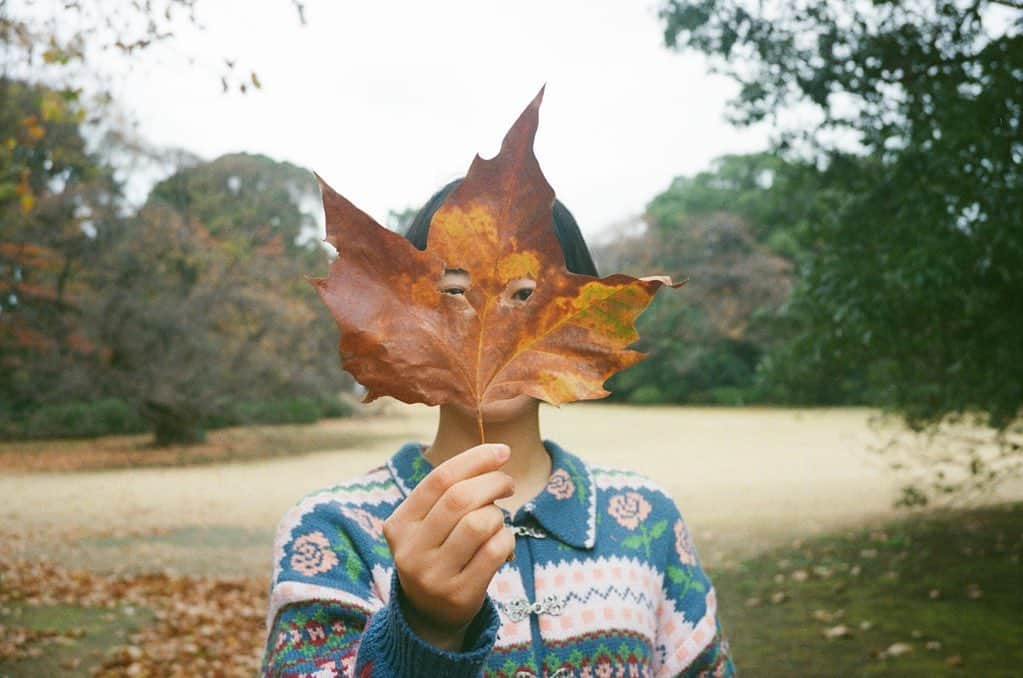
[
  {"xmin": 265, "ymin": 466, "xmax": 400, "ymax": 632},
  {"xmin": 262, "ymin": 440, "xmax": 736, "ymax": 677},
  {"xmin": 590, "ymin": 464, "xmax": 675, "ymax": 495}
]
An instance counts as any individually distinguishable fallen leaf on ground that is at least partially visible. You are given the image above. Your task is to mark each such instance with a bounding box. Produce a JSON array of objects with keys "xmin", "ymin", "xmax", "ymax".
[
  {"xmin": 823, "ymin": 625, "xmax": 852, "ymax": 640},
  {"xmin": 0, "ymin": 555, "xmax": 266, "ymax": 676},
  {"xmin": 884, "ymin": 642, "xmax": 914, "ymax": 658}
]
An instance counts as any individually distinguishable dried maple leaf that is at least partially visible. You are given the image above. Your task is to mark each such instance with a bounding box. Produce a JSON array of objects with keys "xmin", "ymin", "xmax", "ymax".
[{"xmin": 310, "ymin": 88, "xmax": 683, "ymax": 440}]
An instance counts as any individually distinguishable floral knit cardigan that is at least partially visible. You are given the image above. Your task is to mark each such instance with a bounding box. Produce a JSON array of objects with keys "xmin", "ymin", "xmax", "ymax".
[{"xmin": 262, "ymin": 440, "xmax": 736, "ymax": 677}]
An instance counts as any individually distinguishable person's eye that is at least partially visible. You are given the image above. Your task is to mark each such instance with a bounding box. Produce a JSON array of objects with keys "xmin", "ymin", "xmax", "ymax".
[
  {"xmin": 442, "ymin": 287, "xmax": 466, "ymax": 296},
  {"xmin": 512, "ymin": 287, "xmax": 533, "ymax": 301}
]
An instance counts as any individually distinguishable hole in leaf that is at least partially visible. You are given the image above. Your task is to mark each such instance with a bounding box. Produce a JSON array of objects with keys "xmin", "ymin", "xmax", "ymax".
[
  {"xmin": 504, "ymin": 278, "xmax": 536, "ymax": 305},
  {"xmin": 439, "ymin": 268, "xmax": 470, "ymax": 296}
]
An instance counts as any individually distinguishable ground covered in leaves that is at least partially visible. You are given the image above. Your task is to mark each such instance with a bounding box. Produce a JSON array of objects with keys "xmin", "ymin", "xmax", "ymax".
[
  {"xmin": 0, "ymin": 558, "xmax": 268, "ymax": 676},
  {"xmin": 2, "ymin": 501, "xmax": 1020, "ymax": 676},
  {"xmin": 0, "ymin": 424, "xmax": 384, "ymax": 474}
]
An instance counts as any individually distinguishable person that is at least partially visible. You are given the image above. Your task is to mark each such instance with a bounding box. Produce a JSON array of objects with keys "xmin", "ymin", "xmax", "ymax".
[{"xmin": 261, "ymin": 179, "xmax": 736, "ymax": 677}]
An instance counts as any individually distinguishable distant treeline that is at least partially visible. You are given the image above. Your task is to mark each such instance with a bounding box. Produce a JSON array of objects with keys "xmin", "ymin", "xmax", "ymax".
[
  {"xmin": 1, "ymin": 80, "xmax": 354, "ymax": 445},
  {"xmin": 4, "ymin": 72, "xmax": 1020, "ymax": 447},
  {"xmin": 594, "ymin": 153, "xmax": 866, "ymax": 408}
]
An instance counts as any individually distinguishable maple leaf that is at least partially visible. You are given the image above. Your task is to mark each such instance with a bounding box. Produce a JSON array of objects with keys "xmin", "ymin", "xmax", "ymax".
[{"xmin": 310, "ymin": 88, "xmax": 683, "ymax": 440}]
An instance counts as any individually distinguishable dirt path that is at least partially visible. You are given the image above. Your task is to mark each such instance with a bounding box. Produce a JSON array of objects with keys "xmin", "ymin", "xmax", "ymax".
[{"xmin": 3, "ymin": 403, "xmax": 1021, "ymax": 577}]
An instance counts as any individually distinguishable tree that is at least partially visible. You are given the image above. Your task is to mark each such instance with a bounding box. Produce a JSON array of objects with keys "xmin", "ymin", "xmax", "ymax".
[
  {"xmin": 595, "ymin": 157, "xmax": 795, "ymax": 405},
  {"xmin": 92, "ymin": 153, "xmax": 349, "ymax": 445},
  {"xmin": 1, "ymin": 0, "xmax": 305, "ymax": 211},
  {"xmin": 0, "ymin": 79, "xmax": 121, "ymax": 419},
  {"xmin": 660, "ymin": 0, "xmax": 1023, "ymax": 502}
]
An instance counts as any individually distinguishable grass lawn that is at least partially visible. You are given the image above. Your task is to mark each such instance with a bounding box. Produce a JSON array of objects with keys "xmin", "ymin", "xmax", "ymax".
[
  {"xmin": 713, "ymin": 501, "xmax": 1023, "ymax": 677},
  {"xmin": 0, "ymin": 602, "xmax": 154, "ymax": 676}
]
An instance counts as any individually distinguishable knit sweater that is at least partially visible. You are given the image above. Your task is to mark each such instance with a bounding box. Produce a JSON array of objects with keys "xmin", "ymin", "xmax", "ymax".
[{"xmin": 262, "ymin": 440, "xmax": 736, "ymax": 677}]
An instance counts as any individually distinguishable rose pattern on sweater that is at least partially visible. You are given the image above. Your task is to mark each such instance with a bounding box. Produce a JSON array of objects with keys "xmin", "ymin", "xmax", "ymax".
[
  {"xmin": 546, "ymin": 468, "xmax": 575, "ymax": 500},
  {"xmin": 341, "ymin": 507, "xmax": 385, "ymax": 541},
  {"xmin": 289, "ymin": 531, "xmax": 339, "ymax": 577},
  {"xmin": 608, "ymin": 492, "xmax": 652, "ymax": 530},
  {"xmin": 674, "ymin": 518, "xmax": 697, "ymax": 566}
]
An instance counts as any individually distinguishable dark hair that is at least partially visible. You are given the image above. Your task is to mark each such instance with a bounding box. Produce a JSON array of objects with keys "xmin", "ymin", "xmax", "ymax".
[{"xmin": 403, "ymin": 178, "xmax": 599, "ymax": 277}]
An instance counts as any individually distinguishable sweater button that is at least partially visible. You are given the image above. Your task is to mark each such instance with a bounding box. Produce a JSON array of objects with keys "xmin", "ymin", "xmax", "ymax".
[
  {"xmin": 509, "ymin": 524, "xmax": 548, "ymax": 538},
  {"xmin": 504, "ymin": 594, "xmax": 566, "ymax": 622}
]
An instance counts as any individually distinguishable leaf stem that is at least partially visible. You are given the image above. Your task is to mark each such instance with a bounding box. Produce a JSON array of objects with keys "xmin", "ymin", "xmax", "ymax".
[{"xmin": 476, "ymin": 407, "xmax": 485, "ymax": 444}]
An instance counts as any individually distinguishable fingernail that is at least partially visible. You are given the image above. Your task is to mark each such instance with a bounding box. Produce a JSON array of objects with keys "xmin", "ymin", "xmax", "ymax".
[{"xmin": 494, "ymin": 444, "xmax": 510, "ymax": 461}]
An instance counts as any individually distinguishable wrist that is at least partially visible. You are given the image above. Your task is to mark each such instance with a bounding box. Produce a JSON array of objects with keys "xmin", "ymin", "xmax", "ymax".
[{"xmin": 398, "ymin": 594, "xmax": 471, "ymax": 651}]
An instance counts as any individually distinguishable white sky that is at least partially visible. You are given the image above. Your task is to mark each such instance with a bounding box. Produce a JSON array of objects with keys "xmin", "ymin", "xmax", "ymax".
[{"xmin": 105, "ymin": 0, "xmax": 770, "ymax": 239}]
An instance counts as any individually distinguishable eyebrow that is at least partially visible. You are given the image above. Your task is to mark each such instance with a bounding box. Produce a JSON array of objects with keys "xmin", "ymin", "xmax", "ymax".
[{"xmin": 443, "ymin": 268, "xmax": 469, "ymax": 276}]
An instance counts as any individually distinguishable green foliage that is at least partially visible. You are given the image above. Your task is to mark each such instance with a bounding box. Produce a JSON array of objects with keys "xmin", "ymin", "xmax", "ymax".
[
  {"xmin": 1, "ymin": 399, "xmax": 146, "ymax": 440},
  {"xmin": 146, "ymin": 153, "xmax": 324, "ymax": 262},
  {"xmin": 599, "ymin": 153, "xmax": 812, "ymax": 406},
  {"xmin": 232, "ymin": 397, "xmax": 323, "ymax": 426},
  {"xmin": 660, "ymin": 0, "xmax": 1023, "ymax": 432},
  {"xmin": 318, "ymin": 395, "xmax": 355, "ymax": 418},
  {"xmin": 646, "ymin": 153, "xmax": 815, "ymax": 258},
  {"xmin": 626, "ymin": 384, "xmax": 665, "ymax": 405},
  {"xmin": 709, "ymin": 386, "xmax": 748, "ymax": 406}
]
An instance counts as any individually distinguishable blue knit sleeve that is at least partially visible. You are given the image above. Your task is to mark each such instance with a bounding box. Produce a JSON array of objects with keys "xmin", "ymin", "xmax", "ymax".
[
  {"xmin": 654, "ymin": 497, "xmax": 736, "ymax": 677},
  {"xmin": 261, "ymin": 498, "xmax": 501, "ymax": 677}
]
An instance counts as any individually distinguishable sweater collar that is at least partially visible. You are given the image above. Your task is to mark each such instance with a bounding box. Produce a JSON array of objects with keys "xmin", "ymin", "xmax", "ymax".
[{"xmin": 386, "ymin": 439, "xmax": 597, "ymax": 550}]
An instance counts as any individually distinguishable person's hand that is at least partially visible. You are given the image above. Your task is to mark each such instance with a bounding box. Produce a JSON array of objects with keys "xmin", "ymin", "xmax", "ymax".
[{"xmin": 382, "ymin": 443, "xmax": 516, "ymax": 651}]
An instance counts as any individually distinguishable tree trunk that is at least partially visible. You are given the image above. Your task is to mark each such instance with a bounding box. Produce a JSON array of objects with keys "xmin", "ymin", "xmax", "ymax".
[{"xmin": 142, "ymin": 400, "xmax": 205, "ymax": 446}]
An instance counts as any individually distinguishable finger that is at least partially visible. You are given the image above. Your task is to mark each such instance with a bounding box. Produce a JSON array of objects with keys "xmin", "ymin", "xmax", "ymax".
[
  {"xmin": 421, "ymin": 470, "xmax": 515, "ymax": 547},
  {"xmin": 441, "ymin": 504, "xmax": 507, "ymax": 570},
  {"xmin": 457, "ymin": 523, "xmax": 515, "ymax": 585},
  {"xmin": 400, "ymin": 443, "xmax": 510, "ymax": 520}
]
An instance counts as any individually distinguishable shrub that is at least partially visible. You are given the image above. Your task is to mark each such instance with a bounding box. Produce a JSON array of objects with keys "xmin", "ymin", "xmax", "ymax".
[
  {"xmin": 627, "ymin": 385, "xmax": 665, "ymax": 405},
  {"xmin": 19, "ymin": 399, "xmax": 146, "ymax": 439},
  {"xmin": 319, "ymin": 395, "xmax": 355, "ymax": 418},
  {"xmin": 233, "ymin": 397, "xmax": 322, "ymax": 425},
  {"xmin": 710, "ymin": 386, "xmax": 749, "ymax": 406}
]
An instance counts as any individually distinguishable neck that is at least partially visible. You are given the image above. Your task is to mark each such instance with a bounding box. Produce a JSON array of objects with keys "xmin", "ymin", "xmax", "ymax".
[{"xmin": 424, "ymin": 401, "xmax": 551, "ymax": 496}]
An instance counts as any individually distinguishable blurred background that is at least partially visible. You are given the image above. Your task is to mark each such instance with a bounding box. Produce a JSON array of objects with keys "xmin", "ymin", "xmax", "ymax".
[{"xmin": 1, "ymin": 0, "xmax": 1021, "ymax": 675}]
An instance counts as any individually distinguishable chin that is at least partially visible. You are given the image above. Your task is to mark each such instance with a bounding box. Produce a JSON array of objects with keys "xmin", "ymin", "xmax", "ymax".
[{"xmin": 451, "ymin": 394, "xmax": 538, "ymax": 424}]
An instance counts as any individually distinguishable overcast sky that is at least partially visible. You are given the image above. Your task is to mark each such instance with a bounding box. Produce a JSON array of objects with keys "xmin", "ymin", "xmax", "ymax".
[{"xmin": 107, "ymin": 0, "xmax": 770, "ymax": 239}]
